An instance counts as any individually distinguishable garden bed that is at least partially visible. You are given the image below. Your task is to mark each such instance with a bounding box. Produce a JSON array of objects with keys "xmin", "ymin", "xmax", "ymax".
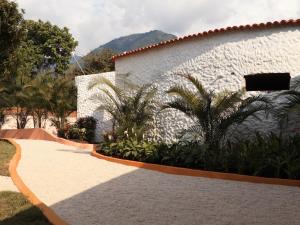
[
  {"xmin": 94, "ymin": 134, "xmax": 300, "ymax": 186},
  {"xmin": 93, "ymin": 148, "xmax": 300, "ymax": 187}
]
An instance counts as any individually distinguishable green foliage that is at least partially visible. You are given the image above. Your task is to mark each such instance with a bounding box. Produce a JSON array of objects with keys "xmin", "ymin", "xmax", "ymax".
[
  {"xmin": 0, "ymin": 72, "xmax": 76, "ymax": 130},
  {"xmin": 89, "ymin": 77, "xmax": 157, "ymax": 141},
  {"xmin": 76, "ymin": 116, "xmax": 97, "ymax": 143},
  {"xmin": 0, "ymin": 1, "xmax": 78, "ymax": 130},
  {"xmin": 64, "ymin": 116, "xmax": 97, "ymax": 142},
  {"xmin": 1, "ymin": 72, "xmax": 33, "ymax": 129},
  {"xmin": 1, "ymin": 2, "xmax": 77, "ymax": 78},
  {"xmin": 0, "ymin": 0, "xmax": 25, "ymax": 78},
  {"xmin": 68, "ymin": 49, "xmax": 115, "ymax": 76},
  {"xmin": 100, "ymin": 138, "xmax": 160, "ymax": 163},
  {"xmin": 0, "ymin": 110, "xmax": 5, "ymax": 128},
  {"xmin": 223, "ymin": 133, "xmax": 300, "ymax": 179},
  {"xmin": 163, "ymin": 74, "xmax": 270, "ymax": 148},
  {"xmin": 272, "ymin": 83, "xmax": 300, "ymax": 129},
  {"xmin": 24, "ymin": 20, "xmax": 78, "ymax": 74},
  {"xmin": 66, "ymin": 124, "xmax": 86, "ymax": 141},
  {"xmin": 27, "ymin": 73, "xmax": 53, "ymax": 128},
  {"xmin": 49, "ymin": 77, "xmax": 77, "ymax": 130},
  {"xmin": 98, "ymin": 133, "xmax": 300, "ymax": 179}
]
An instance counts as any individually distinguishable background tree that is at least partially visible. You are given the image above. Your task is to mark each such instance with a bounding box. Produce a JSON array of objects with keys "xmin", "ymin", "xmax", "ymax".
[
  {"xmin": 68, "ymin": 49, "xmax": 115, "ymax": 76},
  {"xmin": 49, "ymin": 77, "xmax": 77, "ymax": 134},
  {"xmin": 4, "ymin": 73, "xmax": 32, "ymax": 129},
  {"xmin": 28, "ymin": 73, "xmax": 53, "ymax": 128},
  {"xmin": 0, "ymin": 0, "xmax": 25, "ymax": 79},
  {"xmin": 23, "ymin": 20, "xmax": 78, "ymax": 75},
  {"xmin": 0, "ymin": 0, "xmax": 78, "ymax": 130}
]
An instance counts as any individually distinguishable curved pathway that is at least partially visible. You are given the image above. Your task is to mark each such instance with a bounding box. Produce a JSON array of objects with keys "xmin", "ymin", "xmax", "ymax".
[
  {"xmin": 14, "ymin": 139, "xmax": 300, "ymax": 225},
  {"xmin": 0, "ymin": 175, "xmax": 19, "ymax": 192}
]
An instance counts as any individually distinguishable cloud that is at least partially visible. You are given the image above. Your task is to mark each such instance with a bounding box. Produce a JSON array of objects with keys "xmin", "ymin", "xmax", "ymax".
[{"xmin": 16, "ymin": 0, "xmax": 300, "ymax": 55}]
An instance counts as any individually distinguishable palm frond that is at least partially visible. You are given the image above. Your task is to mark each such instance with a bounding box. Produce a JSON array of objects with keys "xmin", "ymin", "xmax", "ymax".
[
  {"xmin": 219, "ymin": 96, "xmax": 269, "ymax": 132},
  {"xmin": 99, "ymin": 88, "xmax": 121, "ymax": 111},
  {"xmin": 178, "ymin": 124, "xmax": 203, "ymax": 139},
  {"xmin": 162, "ymin": 99, "xmax": 194, "ymax": 118},
  {"xmin": 290, "ymin": 78, "xmax": 300, "ymax": 90},
  {"xmin": 166, "ymin": 85, "xmax": 199, "ymax": 108},
  {"xmin": 176, "ymin": 73, "xmax": 209, "ymax": 99},
  {"xmin": 273, "ymin": 91, "xmax": 300, "ymax": 122},
  {"xmin": 137, "ymin": 86, "xmax": 157, "ymax": 112},
  {"xmin": 89, "ymin": 77, "xmax": 124, "ymax": 101},
  {"xmin": 212, "ymin": 90, "xmax": 244, "ymax": 118}
]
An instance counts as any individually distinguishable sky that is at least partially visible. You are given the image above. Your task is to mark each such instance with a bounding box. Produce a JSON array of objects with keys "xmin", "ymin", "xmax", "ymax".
[{"xmin": 16, "ymin": 0, "xmax": 300, "ymax": 56}]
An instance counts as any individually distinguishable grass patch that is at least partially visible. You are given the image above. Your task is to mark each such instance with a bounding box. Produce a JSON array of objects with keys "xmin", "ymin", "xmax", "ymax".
[
  {"xmin": 0, "ymin": 140, "xmax": 15, "ymax": 176},
  {"xmin": 0, "ymin": 191, "xmax": 52, "ymax": 224}
]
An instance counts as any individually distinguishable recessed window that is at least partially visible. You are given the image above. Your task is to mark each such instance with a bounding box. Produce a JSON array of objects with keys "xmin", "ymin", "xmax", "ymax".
[{"xmin": 244, "ymin": 73, "xmax": 290, "ymax": 91}]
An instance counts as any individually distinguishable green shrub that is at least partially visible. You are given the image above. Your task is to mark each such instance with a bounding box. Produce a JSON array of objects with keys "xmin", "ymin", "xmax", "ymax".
[
  {"xmin": 98, "ymin": 133, "xmax": 300, "ymax": 179},
  {"xmin": 223, "ymin": 133, "xmax": 300, "ymax": 179},
  {"xmin": 66, "ymin": 124, "xmax": 86, "ymax": 141},
  {"xmin": 74, "ymin": 117, "xmax": 97, "ymax": 143},
  {"xmin": 100, "ymin": 138, "xmax": 160, "ymax": 163},
  {"xmin": 57, "ymin": 128, "xmax": 67, "ymax": 138}
]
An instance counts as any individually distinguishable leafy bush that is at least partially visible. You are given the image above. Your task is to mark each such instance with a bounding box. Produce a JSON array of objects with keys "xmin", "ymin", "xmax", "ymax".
[
  {"xmin": 89, "ymin": 77, "xmax": 157, "ymax": 142},
  {"xmin": 57, "ymin": 128, "xmax": 67, "ymax": 138},
  {"xmin": 222, "ymin": 133, "xmax": 300, "ymax": 179},
  {"xmin": 76, "ymin": 116, "xmax": 97, "ymax": 143},
  {"xmin": 57, "ymin": 116, "xmax": 96, "ymax": 143},
  {"xmin": 102, "ymin": 131, "xmax": 118, "ymax": 143},
  {"xmin": 163, "ymin": 73, "xmax": 270, "ymax": 148},
  {"xmin": 100, "ymin": 138, "xmax": 160, "ymax": 163},
  {"xmin": 66, "ymin": 124, "xmax": 86, "ymax": 141},
  {"xmin": 97, "ymin": 133, "xmax": 300, "ymax": 179}
]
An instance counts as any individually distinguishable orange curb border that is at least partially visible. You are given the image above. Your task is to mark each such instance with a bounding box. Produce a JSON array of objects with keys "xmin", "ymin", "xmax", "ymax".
[
  {"xmin": 92, "ymin": 147, "xmax": 300, "ymax": 187},
  {"xmin": 5, "ymin": 138, "xmax": 69, "ymax": 225},
  {"xmin": 0, "ymin": 128, "xmax": 94, "ymax": 150}
]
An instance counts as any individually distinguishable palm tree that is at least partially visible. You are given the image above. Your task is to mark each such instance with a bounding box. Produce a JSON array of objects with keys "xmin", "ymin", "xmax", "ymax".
[
  {"xmin": 273, "ymin": 79, "xmax": 300, "ymax": 129},
  {"xmin": 4, "ymin": 75, "xmax": 33, "ymax": 129},
  {"xmin": 89, "ymin": 77, "xmax": 157, "ymax": 141},
  {"xmin": 163, "ymin": 74, "xmax": 270, "ymax": 148},
  {"xmin": 48, "ymin": 76, "xmax": 77, "ymax": 133},
  {"xmin": 0, "ymin": 80, "xmax": 10, "ymax": 128},
  {"xmin": 27, "ymin": 73, "xmax": 53, "ymax": 128}
]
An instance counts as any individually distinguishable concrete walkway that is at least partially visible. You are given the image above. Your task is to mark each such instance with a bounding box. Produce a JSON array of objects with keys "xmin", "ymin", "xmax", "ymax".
[
  {"xmin": 15, "ymin": 139, "xmax": 300, "ymax": 225},
  {"xmin": 0, "ymin": 175, "xmax": 19, "ymax": 192}
]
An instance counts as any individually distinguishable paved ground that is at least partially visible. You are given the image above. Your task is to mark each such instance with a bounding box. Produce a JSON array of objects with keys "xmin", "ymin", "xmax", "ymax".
[
  {"xmin": 0, "ymin": 175, "xmax": 19, "ymax": 192},
  {"xmin": 15, "ymin": 139, "xmax": 300, "ymax": 225}
]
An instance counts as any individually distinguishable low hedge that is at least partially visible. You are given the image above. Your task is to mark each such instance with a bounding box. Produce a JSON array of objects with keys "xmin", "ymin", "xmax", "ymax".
[
  {"xmin": 58, "ymin": 116, "xmax": 97, "ymax": 143},
  {"xmin": 98, "ymin": 133, "xmax": 300, "ymax": 179}
]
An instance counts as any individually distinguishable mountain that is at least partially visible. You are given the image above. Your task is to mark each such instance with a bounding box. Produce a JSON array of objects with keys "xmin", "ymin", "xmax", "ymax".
[{"xmin": 90, "ymin": 30, "xmax": 176, "ymax": 55}]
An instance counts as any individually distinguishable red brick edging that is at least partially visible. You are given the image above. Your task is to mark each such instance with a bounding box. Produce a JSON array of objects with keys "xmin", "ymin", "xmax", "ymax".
[
  {"xmin": 91, "ymin": 147, "xmax": 300, "ymax": 187},
  {"xmin": 6, "ymin": 138, "xmax": 69, "ymax": 225}
]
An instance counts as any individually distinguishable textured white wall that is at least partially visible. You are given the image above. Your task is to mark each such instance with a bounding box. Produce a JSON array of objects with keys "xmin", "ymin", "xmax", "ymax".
[
  {"xmin": 75, "ymin": 72, "xmax": 116, "ymax": 142},
  {"xmin": 115, "ymin": 26, "xmax": 300, "ymax": 142}
]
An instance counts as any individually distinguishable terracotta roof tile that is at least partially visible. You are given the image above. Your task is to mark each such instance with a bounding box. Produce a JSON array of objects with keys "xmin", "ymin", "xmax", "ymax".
[{"xmin": 113, "ymin": 19, "xmax": 300, "ymax": 61}]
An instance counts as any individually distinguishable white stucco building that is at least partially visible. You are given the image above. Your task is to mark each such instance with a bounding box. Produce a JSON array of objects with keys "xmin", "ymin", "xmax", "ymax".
[{"xmin": 76, "ymin": 19, "xmax": 300, "ymax": 142}]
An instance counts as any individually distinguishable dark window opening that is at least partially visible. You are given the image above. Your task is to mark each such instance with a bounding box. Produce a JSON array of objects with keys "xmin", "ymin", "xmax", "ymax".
[{"xmin": 244, "ymin": 73, "xmax": 290, "ymax": 91}]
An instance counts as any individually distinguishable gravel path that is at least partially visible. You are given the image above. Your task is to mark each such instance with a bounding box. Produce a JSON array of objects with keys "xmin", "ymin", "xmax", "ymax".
[
  {"xmin": 15, "ymin": 139, "xmax": 300, "ymax": 225},
  {"xmin": 0, "ymin": 175, "xmax": 19, "ymax": 192}
]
